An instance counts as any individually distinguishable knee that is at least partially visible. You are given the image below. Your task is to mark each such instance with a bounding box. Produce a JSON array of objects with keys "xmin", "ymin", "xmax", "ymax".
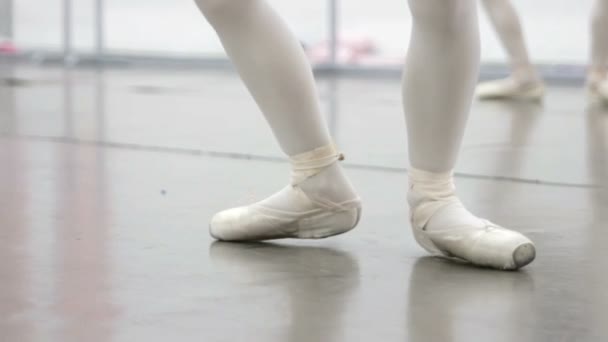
[{"xmin": 409, "ymin": 0, "xmax": 476, "ymax": 31}]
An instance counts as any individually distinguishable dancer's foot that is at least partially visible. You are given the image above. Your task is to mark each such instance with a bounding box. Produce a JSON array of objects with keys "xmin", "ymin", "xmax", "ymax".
[
  {"xmin": 210, "ymin": 144, "xmax": 361, "ymax": 241},
  {"xmin": 476, "ymin": 77, "xmax": 544, "ymax": 101},
  {"xmin": 407, "ymin": 168, "xmax": 535, "ymax": 270},
  {"xmin": 587, "ymin": 72, "xmax": 608, "ymax": 105}
]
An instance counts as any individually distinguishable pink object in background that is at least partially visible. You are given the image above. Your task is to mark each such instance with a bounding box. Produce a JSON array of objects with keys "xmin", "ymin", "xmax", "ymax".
[
  {"xmin": 306, "ymin": 35, "xmax": 377, "ymax": 64},
  {"xmin": 0, "ymin": 36, "xmax": 17, "ymax": 54},
  {"xmin": 305, "ymin": 35, "xmax": 404, "ymax": 66}
]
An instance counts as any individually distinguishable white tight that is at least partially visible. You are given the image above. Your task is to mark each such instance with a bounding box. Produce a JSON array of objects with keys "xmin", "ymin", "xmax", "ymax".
[
  {"xmin": 480, "ymin": 0, "xmax": 536, "ymax": 82},
  {"xmin": 195, "ymin": 0, "xmax": 480, "ymax": 174},
  {"xmin": 194, "ymin": 0, "xmax": 356, "ymax": 205},
  {"xmin": 591, "ymin": 0, "xmax": 608, "ymax": 80},
  {"xmin": 194, "ymin": 0, "xmax": 331, "ymax": 156},
  {"xmin": 403, "ymin": 0, "xmax": 479, "ymax": 172}
]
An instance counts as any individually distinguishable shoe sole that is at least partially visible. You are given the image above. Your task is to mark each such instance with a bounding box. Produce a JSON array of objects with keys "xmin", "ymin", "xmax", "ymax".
[{"xmin": 210, "ymin": 207, "xmax": 362, "ymax": 242}]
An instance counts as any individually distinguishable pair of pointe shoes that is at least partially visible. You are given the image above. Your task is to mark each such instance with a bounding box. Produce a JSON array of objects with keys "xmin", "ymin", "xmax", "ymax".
[{"xmin": 209, "ymin": 144, "xmax": 536, "ymax": 271}]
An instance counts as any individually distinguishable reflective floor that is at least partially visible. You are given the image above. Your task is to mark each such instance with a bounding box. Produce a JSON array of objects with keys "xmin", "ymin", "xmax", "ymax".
[{"xmin": 0, "ymin": 64, "xmax": 607, "ymax": 341}]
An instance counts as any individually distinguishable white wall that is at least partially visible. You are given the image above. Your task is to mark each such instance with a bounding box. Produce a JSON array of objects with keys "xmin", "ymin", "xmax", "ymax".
[{"xmin": 11, "ymin": 0, "xmax": 595, "ymax": 64}]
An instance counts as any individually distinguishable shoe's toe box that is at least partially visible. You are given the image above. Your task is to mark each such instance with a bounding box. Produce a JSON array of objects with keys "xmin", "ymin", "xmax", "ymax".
[{"xmin": 209, "ymin": 206, "xmax": 294, "ymax": 242}]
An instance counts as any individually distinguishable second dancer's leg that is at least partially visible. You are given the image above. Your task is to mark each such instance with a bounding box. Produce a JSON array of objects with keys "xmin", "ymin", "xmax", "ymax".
[
  {"xmin": 403, "ymin": 0, "xmax": 536, "ymax": 270},
  {"xmin": 195, "ymin": 0, "xmax": 361, "ymax": 241},
  {"xmin": 589, "ymin": 0, "xmax": 608, "ymax": 103},
  {"xmin": 476, "ymin": 0, "xmax": 544, "ymax": 101}
]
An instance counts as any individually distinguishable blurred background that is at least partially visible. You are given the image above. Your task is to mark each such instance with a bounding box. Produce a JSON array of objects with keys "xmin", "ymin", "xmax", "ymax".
[{"xmin": 0, "ymin": 0, "xmax": 597, "ymax": 75}]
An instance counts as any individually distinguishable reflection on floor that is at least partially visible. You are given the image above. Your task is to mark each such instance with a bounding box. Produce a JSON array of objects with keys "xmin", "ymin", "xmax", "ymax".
[{"xmin": 0, "ymin": 65, "xmax": 606, "ymax": 341}]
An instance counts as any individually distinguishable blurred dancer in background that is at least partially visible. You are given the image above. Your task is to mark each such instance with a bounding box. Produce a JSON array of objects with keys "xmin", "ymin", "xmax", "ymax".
[
  {"xmin": 475, "ymin": 0, "xmax": 544, "ymax": 101},
  {"xmin": 588, "ymin": 0, "xmax": 608, "ymax": 103},
  {"xmin": 477, "ymin": 0, "xmax": 608, "ymax": 105}
]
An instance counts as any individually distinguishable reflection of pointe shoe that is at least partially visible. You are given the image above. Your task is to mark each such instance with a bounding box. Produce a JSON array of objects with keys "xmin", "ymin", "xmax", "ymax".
[
  {"xmin": 476, "ymin": 78, "xmax": 544, "ymax": 101},
  {"xmin": 209, "ymin": 241, "xmax": 360, "ymax": 283},
  {"xmin": 409, "ymin": 257, "xmax": 535, "ymax": 297},
  {"xmin": 408, "ymin": 169, "xmax": 536, "ymax": 271},
  {"xmin": 407, "ymin": 258, "xmax": 535, "ymax": 342},
  {"xmin": 210, "ymin": 242, "xmax": 360, "ymax": 342},
  {"xmin": 210, "ymin": 144, "xmax": 362, "ymax": 242}
]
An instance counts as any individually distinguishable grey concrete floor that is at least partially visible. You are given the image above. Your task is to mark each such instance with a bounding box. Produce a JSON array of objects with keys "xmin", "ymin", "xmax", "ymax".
[{"xmin": 0, "ymin": 65, "xmax": 607, "ymax": 341}]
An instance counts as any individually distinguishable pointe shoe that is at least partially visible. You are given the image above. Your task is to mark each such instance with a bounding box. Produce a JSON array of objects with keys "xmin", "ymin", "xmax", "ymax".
[
  {"xmin": 408, "ymin": 169, "xmax": 536, "ymax": 271},
  {"xmin": 588, "ymin": 78, "xmax": 608, "ymax": 105},
  {"xmin": 210, "ymin": 144, "xmax": 362, "ymax": 242},
  {"xmin": 476, "ymin": 77, "xmax": 544, "ymax": 101}
]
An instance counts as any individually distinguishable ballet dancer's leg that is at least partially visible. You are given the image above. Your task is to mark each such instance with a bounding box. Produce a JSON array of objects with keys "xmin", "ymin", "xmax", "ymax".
[
  {"xmin": 403, "ymin": 0, "xmax": 536, "ymax": 270},
  {"xmin": 476, "ymin": 0, "xmax": 544, "ymax": 101},
  {"xmin": 194, "ymin": 0, "xmax": 360, "ymax": 240},
  {"xmin": 589, "ymin": 0, "xmax": 608, "ymax": 102}
]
